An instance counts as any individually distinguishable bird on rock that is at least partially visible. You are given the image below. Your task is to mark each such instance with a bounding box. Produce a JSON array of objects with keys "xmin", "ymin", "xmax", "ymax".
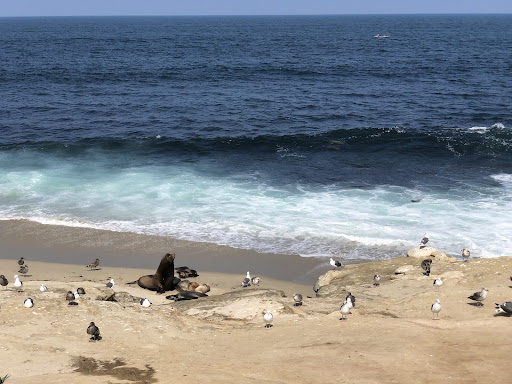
[
  {"xmin": 330, "ymin": 258, "xmax": 342, "ymax": 270},
  {"xmin": 87, "ymin": 322, "xmax": 101, "ymax": 341},
  {"xmin": 293, "ymin": 293, "xmax": 303, "ymax": 306},
  {"xmin": 468, "ymin": 287, "xmax": 488, "ymax": 307},
  {"xmin": 431, "ymin": 299, "xmax": 441, "ymax": 320},
  {"xmin": 263, "ymin": 310, "xmax": 273, "ymax": 328}
]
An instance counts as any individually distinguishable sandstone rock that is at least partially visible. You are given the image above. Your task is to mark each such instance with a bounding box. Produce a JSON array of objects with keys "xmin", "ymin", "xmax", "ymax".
[
  {"xmin": 171, "ymin": 289, "xmax": 291, "ymax": 321},
  {"xmin": 394, "ymin": 265, "xmax": 414, "ymax": 274},
  {"xmin": 407, "ymin": 247, "xmax": 457, "ymax": 262},
  {"xmin": 313, "ymin": 270, "xmax": 347, "ymax": 293},
  {"xmin": 95, "ymin": 288, "xmax": 115, "ymax": 301}
]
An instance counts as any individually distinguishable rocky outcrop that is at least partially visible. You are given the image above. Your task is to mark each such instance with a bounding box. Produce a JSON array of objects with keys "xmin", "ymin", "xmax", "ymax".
[
  {"xmin": 407, "ymin": 246, "xmax": 457, "ymax": 262},
  {"xmin": 171, "ymin": 289, "xmax": 293, "ymax": 321}
]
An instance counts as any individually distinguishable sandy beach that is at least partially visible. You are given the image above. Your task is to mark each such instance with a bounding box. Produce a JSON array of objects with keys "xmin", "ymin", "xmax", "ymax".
[{"xmin": 1, "ymin": 220, "xmax": 511, "ymax": 384}]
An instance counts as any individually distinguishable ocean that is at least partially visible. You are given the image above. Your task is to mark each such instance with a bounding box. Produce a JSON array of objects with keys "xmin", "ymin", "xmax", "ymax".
[{"xmin": 0, "ymin": 14, "xmax": 511, "ymax": 261}]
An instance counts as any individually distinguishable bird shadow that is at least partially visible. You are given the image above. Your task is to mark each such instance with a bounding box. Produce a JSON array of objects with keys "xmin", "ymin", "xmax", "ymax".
[
  {"xmin": 467, "ymin": 302, "xmax": 485, "ymax": 307},
  {"xmin": 493, "ymin": 312, "xmax": 511, "ymax": 318}
]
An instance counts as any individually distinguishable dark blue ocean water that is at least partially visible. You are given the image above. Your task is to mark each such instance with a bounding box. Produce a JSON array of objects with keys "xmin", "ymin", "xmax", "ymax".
[{"xmin": 0, "ymin": 15, "xmax": 511, "ymax": 260}]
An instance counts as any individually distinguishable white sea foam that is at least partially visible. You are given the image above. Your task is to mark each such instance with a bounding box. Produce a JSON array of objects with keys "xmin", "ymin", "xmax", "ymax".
[{"xmin": 0, "ymin": 162, "xmax": 511, "ymax": 260}]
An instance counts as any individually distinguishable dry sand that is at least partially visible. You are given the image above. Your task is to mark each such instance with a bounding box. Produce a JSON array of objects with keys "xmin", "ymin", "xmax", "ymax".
[{"xmin": 0, "ymin": 220, "xmax": 511, "ymax": 384}]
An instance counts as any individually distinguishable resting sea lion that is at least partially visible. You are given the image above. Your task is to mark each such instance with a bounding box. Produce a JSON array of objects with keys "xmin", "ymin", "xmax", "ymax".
[
  {"xmin": 194, "ymin": 283, "xmax": 210, "ymax": 294},
  {"xmin": 165, "ymin": 291, "xmax": 208, "ymax": 301},
  {"xmin": 188, "ymin": 282, "xmax": 200, "ymax": 291},
  {"xmin": 175, "ymin": 266, "xmax": 199, "ymax": 278},
  {"xmin": 176, "ymin": 279, "xmax": 191, "ymax": 292},
  {"xmin": 137, "ymin": 253, "xmax": 176, "ymax": 293}
]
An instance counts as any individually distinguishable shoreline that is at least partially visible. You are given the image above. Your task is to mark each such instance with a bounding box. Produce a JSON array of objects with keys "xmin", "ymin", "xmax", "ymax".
[{"xmin": 0, "ymin": 219, "xmax": 330, "ymax": 285}]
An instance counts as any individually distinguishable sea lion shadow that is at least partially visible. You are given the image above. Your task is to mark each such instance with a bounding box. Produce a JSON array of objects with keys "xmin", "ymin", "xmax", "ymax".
[{"xmin": 493, "ymin": 312, "xmax": 511, "ymax": 317}]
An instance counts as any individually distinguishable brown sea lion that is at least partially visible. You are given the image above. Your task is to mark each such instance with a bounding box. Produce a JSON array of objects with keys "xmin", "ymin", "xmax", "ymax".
[
  {"xmin": 188, "ymin": 282, "xmax": 200, "ymax": 291},
  {"xmin": 137, "ymin": 253, "xmax": 176, "ymax": 293},
  {"xmin": 175, "ymin": 266, "xmax": 199, "ymax": 278}
]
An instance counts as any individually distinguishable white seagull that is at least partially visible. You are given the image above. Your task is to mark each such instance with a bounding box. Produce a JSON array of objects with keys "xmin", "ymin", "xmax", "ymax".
[
  {"xmin": 242, "ymin": 271, "xmax": 251, "ymax": 287},
  {"xmin": 339, "ymin": 300, "xmax": 351, "ymax": 321},
  {"xmin": 263, "ymin": 310, "xmax": 273, "ymax": 328},
  {"xmin": 462, "ymin": 248, "xmax": 470, "ymax": 262},
  {"xmin": 433, "ymin": 278, "xmax": 443, "ymax": 290},
  {"xmin": 431, "ymin": 299, "xmax": 441, "ymax": 320},
  {"xmin": 468, "ymin": 287, "xmax": 488, "ymax": 307},
  {"xmin": 330, "ymin": 258, "xmax": 342, "ymax": 270},
  {"xmin": 40, "ymin": 284, "xmax": 48, "ymax": 292},
  {"xmin": 373, "ymin": 274, "xmax": 381, "ymax": 287},
  {"xmin": 106, "ymin": 279, "xmax": 115, "ymax": 289},
  {"xmin": 140, "ymin": 298, "xmax": 152, "ymax": 307},
  {"xmin": 14, "ymin": 275, "xmax": 23, "ymax": 291},
  {"xmin": 24, "ymin": 297, "xmax": 34, "ymax": 308}
]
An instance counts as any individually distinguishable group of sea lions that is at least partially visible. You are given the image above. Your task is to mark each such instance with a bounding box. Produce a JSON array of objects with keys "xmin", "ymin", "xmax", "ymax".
[{"xmin": 133, "ymin": 253, "xmax": 210, "ymax": 300}]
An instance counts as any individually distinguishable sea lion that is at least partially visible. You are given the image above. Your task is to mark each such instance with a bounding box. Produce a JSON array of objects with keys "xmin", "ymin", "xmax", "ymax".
[
  {"xmin": 176, "ymin": 279, "xmax": 191, "ymax": 292},
  {"xmin": 188, "ymin": 282, "xmax": 200, "ymax": 291},
  {"xmin": 165, "ymin": 291, "xmax": 208, "ymax": 301},
  {"xmin": 194, "ymin": 283, "xmax": 210, "ymax": 294},
  {"xmin": 137, "ymin": 253, "xmax": 176, "ymax": 293},
  {"xmin": 175, "ymin": 266, "xmax": 199, "ymax": 278}
]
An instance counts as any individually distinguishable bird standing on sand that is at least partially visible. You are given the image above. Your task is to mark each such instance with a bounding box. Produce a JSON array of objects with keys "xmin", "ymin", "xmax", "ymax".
[
  {"xmin": 420, "ymin": 233, "xmax": 429, "ymax": 247},
  {"xmin": 18, "ymin": 257, "xmax": 25, "ymax": 266},
  {"xmin": 40, "ymin": 284, "xmax": 48, "ymax": 292},
  {"xmin": 431, "ymin": 299, "xmax": 441, "ymax": 320},
  {"xmin": 86, "ymin": 258, "xmax": 100, "ymax": 270},
  {"xmin": 87, "ymin": 322, "xmax": 101, "ymax": 341},
  {"xmin": 77, "ymin": 287, "xmax": 86, "ymax": 295},
  {"xmin": 462, "ymin": 248, "xmax": 470, "ymax": 262},
  {"xmin": 263, "ymin": 310, "xmax": 273, "ymax": 328},
  {"xmin": 14, "ymin": 275, "xmax": 23, "ymax": 291},
  {"xmin": 18, "ymin": 264, "xmax": 29, "ymax": 276},
  {"xmin": 373, "ymin": 274, "xmax": 381, "ymax": 287},
  {"xmin": 251, "ymin": 276, "xmax": 261, "ymax": 287},
  {"xmin": 140, "ymin": 298, "xmax": 152, "ymax": 307},
  {"xmin": 66, "ymin": 291, "xmax": 78, "ymax": 306},
  {"xmin": 106, "ymin": 278, "xmax": 115, "ymax": 288},
  {"xmin": 0, "ymin": 275, "xmax": 8, "ymax": 290},
  {"xmin": 433, "ymin": 278, "xmax": 443, "ymax": 290},
  {"xmin": 468, "ymin": 287, "xmax": 488, "ymax": 307},
  {"xmin": 495, "ymin": 302, "xmax": 512, "ymax": 315},
  {"xmin": 293, "ymin": 293, "xmax": 303, "ymax": 306},
  {"xmin": 339, "ymin": 300, "xmax": 351, "ymax": 321},
  {"xmin": 24, "ymin": 298, "xmax": 34, "ymax": 308},
  {"xmin": 242, "ymin": 271, "xmax": 251, "ymax": 287},
  {"xmin": 421, "ymin": 259, "xmax": 433, "ymax": 276},
  {"xmin": 330, "ymin": 258, "xmax": 342, "ymax": 270}
]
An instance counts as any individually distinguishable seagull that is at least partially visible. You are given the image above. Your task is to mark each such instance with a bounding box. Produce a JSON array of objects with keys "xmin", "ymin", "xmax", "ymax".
[
  {"xmin": 263, "ymin": 310, "xmax": 273, "ymax": 328},
  {"xmin": 140, "ymin": 298, "xmax": 152, "ymax": 307},
  {"xmin": 14, "ymin": 275, "xmax": 23, "ymax": 291},
  {"xmin": 420, "ymin": 232, "xmax": 429, "ymax": 247},
  {"xmin": 346, "ymin": 293, "xmax": 355, "ymax": 308},
  {"xmin": 495, "ymin": 302, "xmax": 512, "ymax": 315},
  {"xmin": 421, "ymin": 259, "xmax": 432, "ymax": 276},
  {"xmin": 373, "ymin": 274, "xmax": 381, "ymax": 287},
  {"xmin": 330, "ymin": 258, "xmax": 342, "ymax": 270},
  {"xmin": 433, "ymin": 278, "xmax": 443, "ymax": 290},
  {"xmin": 77, "ymin": 287, "xmax": 86, "ymax": 295},
  {"xmin": 18, "ymin": 257, "xmax": 25, "ymax": 266},
  {"xmin": 293, "ymin": 293, "xmax": 303, "ymax": 306},
  {"xmin": 339, "ymin": 300, "xmax": 351, "ymax": 321},
  {"xmin": 73, "ymin": 290, "xmax": 81, "ymax": 299},
  {"xmin": 66, "ymin": 291, "xmax": 78, "ymax": 306},
  {"xmin": 462, "ymin": 248, "xmax": 470, "ymax": 262},
  {"xmin": 251, "ymin": 276, "xmax": 261, "ymax": 287},
  {"xmin": 87, "ymin": 322, "xmax": 101, "ymax": 341},
  {"xmin": 0, "ymin": 275, "xmax": 8, "ymax": 290},
  {"xmin": 86, "ymin": 258, "xmax": 100, "ymax": 270},
  {"xmin": 106, "ymin": 278, "xmax": 115, "ymax": 288},
  {"xmin": 24, "ymin": 298, "xmax": 34, "ymax": 308},
  {"xmin": 241, "ymin": 271, "xmax": 251, "ymax": 287},
  {"xmin": 18, "ymin": 264, "xmax": 29, "ymax": 276},
  {"xmin": 431, "ymin": 299, "xmax": 441, "ymax": 320},
  {"xmin": 468, "ymin": 287, "xmax": 488, "ymax": 307},
  {"xmin": 39, "ymin": 284, "xmax": 48, "ymax": 292}
]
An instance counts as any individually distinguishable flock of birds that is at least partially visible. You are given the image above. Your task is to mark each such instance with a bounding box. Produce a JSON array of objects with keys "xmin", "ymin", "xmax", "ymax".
[{"xmin": 2, "ymin": 232, "xmax": 511, "ymax": 339}]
